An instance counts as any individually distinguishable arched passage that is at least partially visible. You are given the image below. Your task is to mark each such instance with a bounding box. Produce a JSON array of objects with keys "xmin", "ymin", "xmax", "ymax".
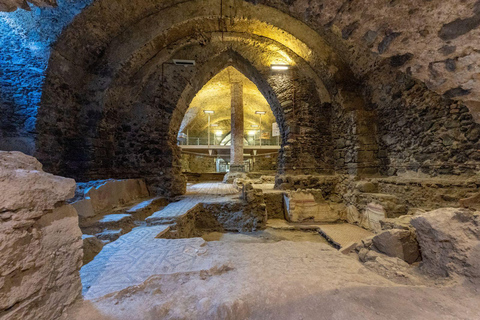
[{"xmin": 35, "ymin": 0, "xmax": 379, "ymax": 195}]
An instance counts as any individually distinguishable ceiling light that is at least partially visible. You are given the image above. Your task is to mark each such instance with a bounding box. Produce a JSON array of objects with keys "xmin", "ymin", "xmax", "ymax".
[
  {"xmin": 248, "ymin": 131, "xmax": 256, "ymax": 136},
  {"xmin": 215, "ymin": 131, "xmax": 223, "ymax": 136},
  {"xmin": 271, "ymin": 64, "xmax": 289, "ymax": 71},
  {"xmin": 203, "ymin": 110, "xmax": 215, "ymax": 114},
  {"xmin": 255, "ymin": 111, "xmax": 266, "ymax": 115},
  {"xmin": 251, "ymin": 124, "xmax": 259, "ymax": 128},
  {"xmin": 211, "ymin": 124, "xmax": 219, "ymax": 127},
  {"xmin": 173, "ymin": 59, "xmax": 196, "ymax": 67}
]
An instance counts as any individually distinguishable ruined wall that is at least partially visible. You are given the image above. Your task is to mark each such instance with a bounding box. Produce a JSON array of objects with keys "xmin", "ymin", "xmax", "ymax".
[
  {"xmin": 0, "ymin": 151, "xmax": 83, "ymax": 319},
  {"xmin": 181, "ymin": 154, "xmax": 217, "ymax": 173}
]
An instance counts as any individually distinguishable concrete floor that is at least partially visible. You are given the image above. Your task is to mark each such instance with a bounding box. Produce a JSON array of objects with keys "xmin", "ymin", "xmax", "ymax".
[{"xmin": 67, "ymin": 183, "xmax": 480, "ymax": 320}]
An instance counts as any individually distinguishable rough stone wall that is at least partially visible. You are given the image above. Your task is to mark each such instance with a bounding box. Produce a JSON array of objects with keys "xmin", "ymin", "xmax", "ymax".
[
  {"xmin": 0, "ymin": 0, "xmax": 92, "ymax": 155},
  {"xmin": 252, "ymin": 154, "xmax": 277, "ymax": 171},
  {"xmin": 367, "ymin": 67, "xmax": 480, "ymax": 175},
  {"xmin": 0, "ymin": 151, "xmax": 83, "ymax": 320},
  {"xmin": 251, "ymin": 0, "xmax": 480, "ymax": 118},
  {"xmin": 181, "ymin": 154, "xmax": 217, "ymax": 173}
]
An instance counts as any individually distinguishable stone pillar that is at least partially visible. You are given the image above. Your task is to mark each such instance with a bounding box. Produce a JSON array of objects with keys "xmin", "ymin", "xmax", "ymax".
[{"xmin": 230, "ymin": 82, "xmax": 244, "ymax": 172}]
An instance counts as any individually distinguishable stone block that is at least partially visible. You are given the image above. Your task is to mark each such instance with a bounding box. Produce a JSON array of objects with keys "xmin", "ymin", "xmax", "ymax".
[
  {"xmin": 411, "ymin": 208, "xmax": 480, "ymax": 279},
  {"xmin": 372, "ymin": 229, "xmax": 420, "ymax": 264},
  {"xmin": 72, "ymin": 198, "xmax": 96, "ymax": 218},
  {"xmin": 283, "ymin": 189, "xmax": 345, "ymax": 223},
  {"xmin": 0, "ymin": 151, "xmax": 82, "ymax": 319},
  {"xmin": 264, "ymin": 191, "xmax": 285, "ymax": 219},
  {"xmin": 82, "ymin": 235, "xmax": 104, "ymax": 265},
  {"xmin": 84, "ymin": 179, "xmax": 150, "ymax": 213},
  {"xmin": 361, "ymin": 202, "xmax": 385, "ymax": 232}
]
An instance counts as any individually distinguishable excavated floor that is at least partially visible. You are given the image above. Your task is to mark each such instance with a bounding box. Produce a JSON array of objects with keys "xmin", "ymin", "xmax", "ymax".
[{"xmin": 67, "ymin": 182, "xmax": 480, "ymax": 320}]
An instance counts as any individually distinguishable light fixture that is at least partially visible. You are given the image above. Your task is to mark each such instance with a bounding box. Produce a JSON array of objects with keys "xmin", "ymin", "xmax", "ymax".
[
  {"xmin": 203, "ymin": 110, "xmax": 215, "ymax": 114},
  {"xmin": 251, "ymin": 124, "xmax": 259, "ymax": 128},
  {"xmin": 173, "ymin": 59, "xmax": 196, "ymax": 67},
  {"xmin": 248, "ymin": 131, "xmax": 256, "ymax": 136},
  {"xmin": 215, "ymin": 130, "xmax": 223, "ymax": 136},
  {"xmin": 271, "ymin": 64, "xmax": 289, "ymax": 71},
  {"xmin": 255, "ymin": 111, "xmax": 266, "ymax": 115},
  {"xmin": 211, "ymin": 123, "xmax": 219, "ymax": 127}
]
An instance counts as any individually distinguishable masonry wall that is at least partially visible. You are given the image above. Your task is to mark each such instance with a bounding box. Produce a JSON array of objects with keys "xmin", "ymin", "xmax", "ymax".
[
  {"xmin": 0, "ymin": 1, "xmax": 92, "ymax": 155},
  {"xmin": 367, "ymin": 67, "xmax": 480, "ymax": 176}
]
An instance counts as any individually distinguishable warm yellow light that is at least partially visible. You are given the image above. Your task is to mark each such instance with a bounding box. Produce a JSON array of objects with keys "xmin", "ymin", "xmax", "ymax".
[
  {"xmin": 248, "ymin": 131, "xmax": 256, "ymax": 136},
  {"xmin": 271, "ymin": 64, "xmax": 289, "ymax": 71}
]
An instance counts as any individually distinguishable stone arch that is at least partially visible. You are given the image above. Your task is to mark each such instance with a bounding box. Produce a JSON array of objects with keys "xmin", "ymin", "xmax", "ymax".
[{"xmin": 35, "ymin": 0, "xmax": 380, "ymax": 195}]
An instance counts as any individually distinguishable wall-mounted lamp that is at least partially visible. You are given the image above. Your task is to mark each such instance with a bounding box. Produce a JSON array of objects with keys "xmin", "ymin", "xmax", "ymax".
[{"xmin": 271, "ymin": 64, "xmax": 289, "ymax": 71}]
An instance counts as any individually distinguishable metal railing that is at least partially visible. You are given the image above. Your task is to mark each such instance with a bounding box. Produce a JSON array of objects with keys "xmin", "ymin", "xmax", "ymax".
[{"xmin": 178, "ymin": 136, "xmax": 281, "ymax": 146}]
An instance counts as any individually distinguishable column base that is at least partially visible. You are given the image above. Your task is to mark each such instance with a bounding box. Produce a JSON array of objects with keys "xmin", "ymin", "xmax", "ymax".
[
  {"xmin": 223, "ymin": 165, "xmax": 247, "ymax": 184},
  {"xmin": 229, "ymin": 164, "xmax": 245, "ymax": 173}
]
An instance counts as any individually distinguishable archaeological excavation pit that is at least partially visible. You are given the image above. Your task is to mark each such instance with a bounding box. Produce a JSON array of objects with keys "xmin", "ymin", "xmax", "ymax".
[{"xmin": 2, "ymin": 1, "xmax": 480, "ymax": 319}]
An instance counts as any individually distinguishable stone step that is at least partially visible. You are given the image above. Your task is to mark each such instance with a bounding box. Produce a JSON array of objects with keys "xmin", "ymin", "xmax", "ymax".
[
  {"xmin": 80, "ymin": 196, "xmax": 168, "ymax": 263},
  {"xmin": 96, "ymin": 229, "xmax": 123, "ymax": 241}
]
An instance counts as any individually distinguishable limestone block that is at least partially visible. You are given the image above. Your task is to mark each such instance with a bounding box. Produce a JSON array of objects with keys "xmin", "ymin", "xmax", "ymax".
[
  {"xmin": 72, "ymin": 198, "xmax": 96, "ymax": 218},
  {"xmin": 356, "ymin": 193, "xmax": 407, "ymax": 218},
  {"xmin": 283, "ymin": 190, "xmax": 345, "ymax": 223},
  {"xmin": 411, "ymin": 208, "xmax": 480, "ymax": 279},
  {"xmin": 82, "ymin": 235, "xmax": 105, "ymax": 265},
  {"xmin": 355, "ymin": 181, "xmax": 378, "ymax": 193},
  {"xmin": 0, "ymin": 151, "xmax": 82, "ymax": 319},
  {"xmin": 361, "ymin": 202, "xmax": 386, "ymax": 232},
  {"xmin": 459, "ymin": 191, "xmax": 480, "ymax": 209},
  {"xmin": 372, "ymin": 229, "xmax": 420, "ymax": 264},
  {"xmin": 0, "ymin": 151, "xmax": 42, "ymax": 170},
  {"xmin": 380, "ymin": 215, "xmax": 414, "ymax": 230},
  {"xmin": 0, "ymin": 152, "xmax": 76, "ymax": 213},
  {"xmin": 346, "ymin": 205, "xmax": 361, "ymax": 224},
  {"xmin": 85, "ymin": 179, "xmax": 149, "ymax": 213},
  {"xmin": 0, "ymin": 204, "xmax": 82, "ymax": 320}
]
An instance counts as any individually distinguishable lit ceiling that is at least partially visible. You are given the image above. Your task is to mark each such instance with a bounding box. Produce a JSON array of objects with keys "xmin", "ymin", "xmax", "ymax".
[{"xmin": 179, "ymin": 66, "xmax": 276, "ymax": 139}]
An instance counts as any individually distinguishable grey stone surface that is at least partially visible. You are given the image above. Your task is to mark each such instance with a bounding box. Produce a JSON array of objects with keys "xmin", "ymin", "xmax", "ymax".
[
  {"xmin": 411, "ymin": 208, "xmax": 480, "ymax": 279},
  {"xmin": 372, "ymin": 229, "xmax": 420, "ymax": 264}
]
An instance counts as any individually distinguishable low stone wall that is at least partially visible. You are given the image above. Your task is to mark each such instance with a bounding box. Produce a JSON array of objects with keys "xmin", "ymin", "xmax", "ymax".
[
  {"xmin": 374, "ymin": 176, "xmax": 479, "ymax": 209},
  {"xmin": 0, "ymin": 151, "xmax": 83, "ymax": 320},
  {"xmin": 71, "ymin": 179, "xmax": 150, "ymax": 218}
]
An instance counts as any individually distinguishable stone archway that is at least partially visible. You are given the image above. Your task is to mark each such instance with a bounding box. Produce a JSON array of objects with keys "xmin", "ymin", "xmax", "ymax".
[{"xmin": 35, "ymin": 0, "xmax": 380, "ymax": 196}]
